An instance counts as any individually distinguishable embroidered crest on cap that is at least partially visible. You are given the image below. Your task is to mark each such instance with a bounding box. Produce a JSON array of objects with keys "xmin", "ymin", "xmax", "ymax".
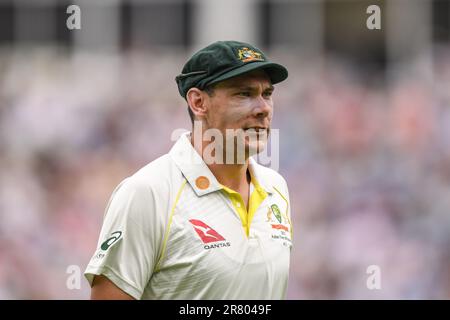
[{"xmin": 238, "ymin": 47, "xmax": 264, "ymax": 62}]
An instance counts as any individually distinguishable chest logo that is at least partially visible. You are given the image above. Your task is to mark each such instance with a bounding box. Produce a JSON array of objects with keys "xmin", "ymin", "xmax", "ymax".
[
  {"xmin": 189, "ymin": 219, "xmax": 226, "ymax": 244},
  {"xmin": 270, "ymin": 204, "xmax": 283, "ymax": 223}
]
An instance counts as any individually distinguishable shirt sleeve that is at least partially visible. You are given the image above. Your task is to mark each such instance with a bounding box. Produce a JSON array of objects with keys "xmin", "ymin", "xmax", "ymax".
[{"xmin": 84, "ymin": 177, "xmax": 164, "ymax": 300}]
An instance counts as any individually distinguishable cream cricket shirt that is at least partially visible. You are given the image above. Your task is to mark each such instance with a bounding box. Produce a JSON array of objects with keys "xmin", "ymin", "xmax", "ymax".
[{"xmin": 85, "ymin": 133, "xmax": 293, "ymax": 299}]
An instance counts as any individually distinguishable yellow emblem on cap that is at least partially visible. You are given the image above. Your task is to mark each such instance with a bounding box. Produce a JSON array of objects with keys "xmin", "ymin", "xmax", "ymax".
[{"xmin": 238, "ymin": 47, "xmax": 264, "ymax": 62}]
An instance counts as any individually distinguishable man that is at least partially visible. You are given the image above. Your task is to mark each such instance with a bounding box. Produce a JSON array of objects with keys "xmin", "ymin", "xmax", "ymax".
[{"xmin": 84, "ymin": 40, "xmax": 292, "ymax": 299}]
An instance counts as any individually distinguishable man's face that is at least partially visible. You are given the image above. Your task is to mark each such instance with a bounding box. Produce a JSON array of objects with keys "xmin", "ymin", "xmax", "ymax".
[{"xmin": 203, "ymin": 70, "xmax": 274, "ymax": 158}]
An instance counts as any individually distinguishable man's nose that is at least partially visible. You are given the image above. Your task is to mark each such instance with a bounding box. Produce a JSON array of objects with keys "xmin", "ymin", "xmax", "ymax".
[{"xmin": 253, "ymin": 95, "xmax": 272, "ymax": 118}]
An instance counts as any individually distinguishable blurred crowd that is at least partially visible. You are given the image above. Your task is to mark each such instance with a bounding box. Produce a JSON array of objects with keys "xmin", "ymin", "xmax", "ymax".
[{"xmin": 0, "ymin": 45, "xmax": 449, "ymax": 299}]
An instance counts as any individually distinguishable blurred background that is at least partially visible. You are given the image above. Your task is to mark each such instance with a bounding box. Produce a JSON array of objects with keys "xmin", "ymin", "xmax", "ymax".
[{"xmin": 0, "ymin": 0, "xmax": 449, "ymax": 299}]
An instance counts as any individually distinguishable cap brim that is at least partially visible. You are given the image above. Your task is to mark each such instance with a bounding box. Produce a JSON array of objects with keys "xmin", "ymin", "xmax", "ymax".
[{"xmin": 207, "ymin": 61, "xmax": 288, "ymax": 87}]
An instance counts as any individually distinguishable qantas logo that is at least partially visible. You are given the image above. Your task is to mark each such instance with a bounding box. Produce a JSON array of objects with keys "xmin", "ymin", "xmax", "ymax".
[{"xmin": 189, "ymin": 219, "xmax": 225, "ymax": 243}]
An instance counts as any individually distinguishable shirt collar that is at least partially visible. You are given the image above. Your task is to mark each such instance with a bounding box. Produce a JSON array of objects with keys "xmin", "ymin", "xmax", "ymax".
[
  {"xmin": 248, "ymin": 156, "xmax": 274, "ymax": 195},
  {"xmin": 169, "ymin": 132, "xmax": 274, "ymax": 196},
  {"xmin": 169, "ymin": 132, "xmax": 222, "ymax": 196}
]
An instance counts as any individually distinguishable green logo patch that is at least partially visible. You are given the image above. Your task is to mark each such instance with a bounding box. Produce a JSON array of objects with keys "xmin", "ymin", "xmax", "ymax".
[
  {"xmin": 101, "ymin": 231, "xmax": 122, "ymax": 251},
  {"xmin": 271, "ymin": 204, "xmax": 282, "ymax": 223}
]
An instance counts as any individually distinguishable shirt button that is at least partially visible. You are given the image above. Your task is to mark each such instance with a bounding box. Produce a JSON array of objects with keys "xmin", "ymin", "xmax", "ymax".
[{"xmin": 236, "ymin": 203, "xmax": 241, "ymax": 208}]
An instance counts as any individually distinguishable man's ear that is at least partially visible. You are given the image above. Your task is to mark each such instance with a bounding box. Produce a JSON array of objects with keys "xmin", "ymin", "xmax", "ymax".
[{"xmin": 186, "ymin": 88, "xmax": 208, "ymax": 119}]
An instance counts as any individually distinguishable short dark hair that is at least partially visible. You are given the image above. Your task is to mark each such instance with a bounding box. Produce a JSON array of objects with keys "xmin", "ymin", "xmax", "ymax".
[{"xmin": 187, "ymin": 85, "xmax": 215, "ymax": 126}]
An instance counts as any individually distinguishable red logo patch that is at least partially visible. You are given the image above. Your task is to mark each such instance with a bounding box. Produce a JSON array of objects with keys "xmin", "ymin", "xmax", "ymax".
[
  {"xmin": 271, "ymin": 224, "xmax": 289, "ymax": 232},
  {"xmin": 189, "ymin": 219, "xmax": 226, "ymax": 244}
]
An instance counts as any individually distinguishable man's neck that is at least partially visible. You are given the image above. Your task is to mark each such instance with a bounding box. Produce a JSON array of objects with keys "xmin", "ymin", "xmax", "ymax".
[
  {"xmin": 191, "ymin": 134, "xmax": 250, "ymax": 192},
  {"xmin": 208, "ymin": 162, "xmax": 250, "ymax": 192}
]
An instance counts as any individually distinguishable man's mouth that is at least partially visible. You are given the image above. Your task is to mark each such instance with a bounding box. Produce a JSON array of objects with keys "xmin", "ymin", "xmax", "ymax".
[{"xmin": 243, "ymin": 127, "xmax": 268, "ymax": 132}]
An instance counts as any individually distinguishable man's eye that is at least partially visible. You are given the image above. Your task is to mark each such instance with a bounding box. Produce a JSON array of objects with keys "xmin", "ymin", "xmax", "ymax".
[
  {"xmin": 263, "ymin": 91, "xmax": 273, "ymax": 98},
  {"xmin": 238, "ymin": 92, "xmax": 251, "ymax": 97}
]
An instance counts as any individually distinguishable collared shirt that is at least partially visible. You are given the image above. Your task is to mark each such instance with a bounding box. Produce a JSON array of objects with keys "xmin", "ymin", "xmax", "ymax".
[{"xmin": 85, "ymin": 132, "xmax": 292, "ymax": 299}]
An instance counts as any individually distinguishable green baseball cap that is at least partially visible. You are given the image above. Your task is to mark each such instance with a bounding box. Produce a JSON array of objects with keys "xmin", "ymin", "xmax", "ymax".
[{"xmin": 175, "ymin": 40, "xmax": 288, "ymax": 98}]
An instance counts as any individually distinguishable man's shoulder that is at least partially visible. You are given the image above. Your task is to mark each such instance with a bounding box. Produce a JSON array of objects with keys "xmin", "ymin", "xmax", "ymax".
[
  {"xmin": 103, "ymin": 154, "xmax": 181, "ymax": 228},
  {"xmin": 133, "ymin": 154, "xmax": 174, "ymax": 180},
  {"xmin": 116, "ymin": 153, "xmax": 182, "ymax": 195}
]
